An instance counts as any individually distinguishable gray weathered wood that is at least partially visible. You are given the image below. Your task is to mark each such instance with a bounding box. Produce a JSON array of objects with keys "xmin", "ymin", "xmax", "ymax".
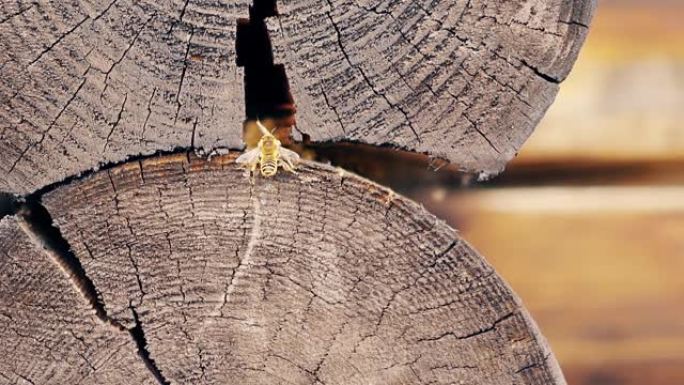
[
  {"xmin": 0, "ymin": 0, "xmax": 248, "ymax": 194},
  {"xmin": 0, "ymin": 0, "xmax": 593, "ymax": 382},
  {"xmin": 0, "ymin": 216, "xmax": 159, "ymax": 384},
  {"xmin": 269, "ymin": 0, "xmax": 595, "ymax": 175},
  {"xmin": 0, "ymin": 153, "xmax": 566, "ymax": 385},
  {"xmin": 0, "ymin": 0, "xmax": 594, "ymax": 194}
]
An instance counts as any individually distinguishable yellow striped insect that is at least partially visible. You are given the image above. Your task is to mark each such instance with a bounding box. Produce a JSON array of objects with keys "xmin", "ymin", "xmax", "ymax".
[{"xmin": 236, "ymin": 120, "xmax": 300, "ymax": 177}]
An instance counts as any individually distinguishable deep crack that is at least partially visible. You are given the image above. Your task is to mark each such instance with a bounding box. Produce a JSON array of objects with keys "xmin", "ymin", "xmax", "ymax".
[
  {"xmin": 16, "ymin": 199, "xmax": 113, "ymax": 325},
  {"xmin": 15, "ymin": 197, "xmax": 172, "ymax": 385},
  {"xmin": 130, "ymin": 305, "xmax": 171, "ymax": 385},
  {"xmin": 236, "ymin": 2, "xmax": 295, "ymax": 122}
]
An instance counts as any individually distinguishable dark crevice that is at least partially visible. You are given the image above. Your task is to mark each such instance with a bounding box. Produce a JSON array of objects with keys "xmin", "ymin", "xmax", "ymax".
[
  {"xmin": 251, "ymin": 0, "xmax": 278, "ymax": 19},
  {"xmin": 15, "ymin": 179, "xmax": 178, "ymax": 385},
  {"xmin": 0, "ymin": 192, "xmax": 19, "ymax": 221},
  {"xmin": 130, "ymin": 305, "xmax": 171, "ymax": 385},
  {"xmin": 16, "ymin": 199, "xmax": 113, "ymax": 325},
  {"xmin": 519, "ymin": 59, "xmax": 561, "ymax": 84},
  {"xmin": 301, "ymin": 140, "xmax": 684, "ymax": 194},
  {"xmin": 301, "ymin": 141, "xmax": 477, "ymax": 192},
  {"xmin": 236, "ymin": 0, "xmax": 295, "ymax": 125},
  {"xmin": 12, "ymin": 142, "xmax": 677, "ymax": 230}
]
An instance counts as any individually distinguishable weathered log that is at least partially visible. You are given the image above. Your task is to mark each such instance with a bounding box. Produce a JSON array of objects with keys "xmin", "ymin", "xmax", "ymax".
[
  {"xmin": 0, "ymin": 0, "xmax": 596, "ymax": 382},
  {"xmin": 0, "ymin": 153, "xmax": 564, "ymax": 384},
  {"xmin": 0, "ymin": 0, "xmax": 248, "ymax": 194},
  {"xmin": 0, "ymin": 0, "xmax": 594, "ymax": 194},
  {"xmin": 268, "ymin": 0, "xmax": 595, "ymax": 173},
  {"xmin": 0, "ymin": 216, "xmax": 160, "ymax": 384}
]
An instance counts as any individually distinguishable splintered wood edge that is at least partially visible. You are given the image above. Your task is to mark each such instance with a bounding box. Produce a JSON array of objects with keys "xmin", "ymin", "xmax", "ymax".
[{"xmin": 0, "ymin": 153, "xmax": 567, "ymax": 384}]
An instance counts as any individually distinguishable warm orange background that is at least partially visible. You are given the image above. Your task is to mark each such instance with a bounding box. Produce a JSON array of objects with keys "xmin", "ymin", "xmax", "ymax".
[
  {"xmin": 304, "ymin": 2, "xmax": 684, "ymax": 383},
  {"xmin": 415, "ymin": 1, "xmax": 684, "ymax": 384}
]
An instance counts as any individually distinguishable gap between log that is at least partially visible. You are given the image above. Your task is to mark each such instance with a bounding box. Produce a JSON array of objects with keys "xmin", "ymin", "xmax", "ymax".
[
  {"xmin": 236, "ymin": 0, "xmax": 295, "ymax": 124},
  {"xmin": 0, "ymin": 142, "xmax": 476, "ymax": 221}
]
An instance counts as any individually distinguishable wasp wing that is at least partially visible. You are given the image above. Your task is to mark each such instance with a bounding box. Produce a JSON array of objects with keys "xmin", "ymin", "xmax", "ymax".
[
  {"xmin": 278, "ymin": 147, "xmax": 300, "ymax": 173},
  {"xmin": 279, "ymin": 147, "xmax": 300, "ymax": 163},
  {"xmin": 235, "ymin": 147, "xmax": 261, "ymax": 165}
]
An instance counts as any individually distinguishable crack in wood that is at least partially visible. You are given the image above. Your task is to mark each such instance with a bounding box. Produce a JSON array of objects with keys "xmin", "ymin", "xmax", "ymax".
[
  {"xmin": 14, "ymin": 198, "xmax": 172, "ymax": 385},
  {"xmin": 0, "ymin": 3, "xmax": 36, "ymax": 25},
  {"xmin": 15, "ymin": 199, "xmax": 114, "ymax": 324},
  {"xmin": 236, "ymin": 0, "xmax": 295, "ymax": 124},
  {"xmin": 92, "ymin": 0, "xmax": 122, "ymax": 24},
  {"xmin": 103, "ymin": 93, "xmax": 128, "ymax": 151},
  {"xmin": 100, "ymin": 14, "xmax": 156, "ymax": 98},
  {"xmin": 323, "ymin": 3, "xmax": 422, "ymax": 144},
  {"xmin": 320, "ymin": 85, "xmax": 346, "ymax": 134},
  {"xmin": 174, "ymin": 28, "xmax": 195, "ymax": 125},
  {"xmin": 417, "ymin": 309, "xmax": 519, "ymax": 343},
  {"xmin": 168, "ymin": 0, "xmax": 192, "ymax": 35},
  {"xmin": 129, "ymin": 305, "xmax": 171, "ymax": 385},
  {"xmin": 140, "ymin": 87, "xmax": 158, "ymax": 142},
  {"xmin": 519, "ymin": 59, "xmax": 561, "ymax": 84},
  {"xmin": 28, "ymin": 16, "xmax": 90, "ymax": 68}
]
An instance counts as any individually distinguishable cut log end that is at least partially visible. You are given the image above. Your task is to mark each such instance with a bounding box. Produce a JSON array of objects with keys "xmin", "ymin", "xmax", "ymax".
[
  {"xmin": 0, "ymin": 0, "xmax": 595, "ymax": 381},
  {"xmin": 1, "ymin": 153, "xmax": 565, "ymax": 384},
  {"xmin": 268, "ymin": 0, "xmax": 596, "ymax": 174},
  {"xmin": 0, "ymin": 0, "xmax": 596, "ymax": 195}
]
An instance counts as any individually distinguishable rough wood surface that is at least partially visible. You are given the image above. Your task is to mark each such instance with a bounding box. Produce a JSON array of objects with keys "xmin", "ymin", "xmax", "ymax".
[
  {"xmin": 0, "ymin": 0, "xmax": 248, "ymax": 194},
  {"xmin": 269, "ymin": 0, "xmax": 595, "ymax": 174},
  {"xmin": 0, "ymin": 154, "xmax": 562, "ymax": 384},
  {"xmin": 0, "ymin": 216, "xmax": 158, "ymax": 384},
  {"xmin": 0, "ymin": 0, "xmax": 594, "ymax": 194}
]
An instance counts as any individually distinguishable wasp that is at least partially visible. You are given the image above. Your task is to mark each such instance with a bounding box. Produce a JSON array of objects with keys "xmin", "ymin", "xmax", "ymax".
[{"xmin": 235, "ymin": 120, "xmax": 300, "ymax": 177}]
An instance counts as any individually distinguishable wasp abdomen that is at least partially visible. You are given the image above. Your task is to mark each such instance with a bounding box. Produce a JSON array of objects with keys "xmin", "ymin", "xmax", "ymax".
[
  {"xmin": 260, "ymin": 157, "xmax": 278, "ymax": 176},
  {"xmin": 260, "ymin": 145, "xmax": 279, "ymax": 177}
]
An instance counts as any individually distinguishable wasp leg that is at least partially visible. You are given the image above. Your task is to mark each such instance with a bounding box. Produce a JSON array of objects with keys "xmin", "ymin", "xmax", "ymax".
[
  {"xmin": 279, "ymin": 159, "xmax": 297, "ymax": 174},
  {"xmin": 248, "ymin": 161, "xmax": 259, "ymax": 184},
  {"xmin": 284, "ymin": 157, "xmax": 297, "ymax": 170}
]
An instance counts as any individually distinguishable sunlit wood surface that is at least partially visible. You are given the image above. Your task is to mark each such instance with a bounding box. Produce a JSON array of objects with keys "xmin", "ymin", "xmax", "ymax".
[
  {"xmin": 414, "ymin": 187, "xmax": 684, "ymax": 385},
  {"xmin": 518, "ymin": 0, "xmax": 684, "ymax": 165},
  {"xmin": 411, "ymin": 2, "xmax": 684, "ymax": 384}
]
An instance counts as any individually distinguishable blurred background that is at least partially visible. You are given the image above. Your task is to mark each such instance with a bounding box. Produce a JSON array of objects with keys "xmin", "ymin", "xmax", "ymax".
[
  {"xmin": 0, "ymin": 0, "xmax": 678, "ymax": 382},
  {"xmin": 423, "ymin": 1, "xmax": 684, "ymax": 384},
  {"xmin": 311, "ymin": 1, "xmax": 684, "ymax": 384}
]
